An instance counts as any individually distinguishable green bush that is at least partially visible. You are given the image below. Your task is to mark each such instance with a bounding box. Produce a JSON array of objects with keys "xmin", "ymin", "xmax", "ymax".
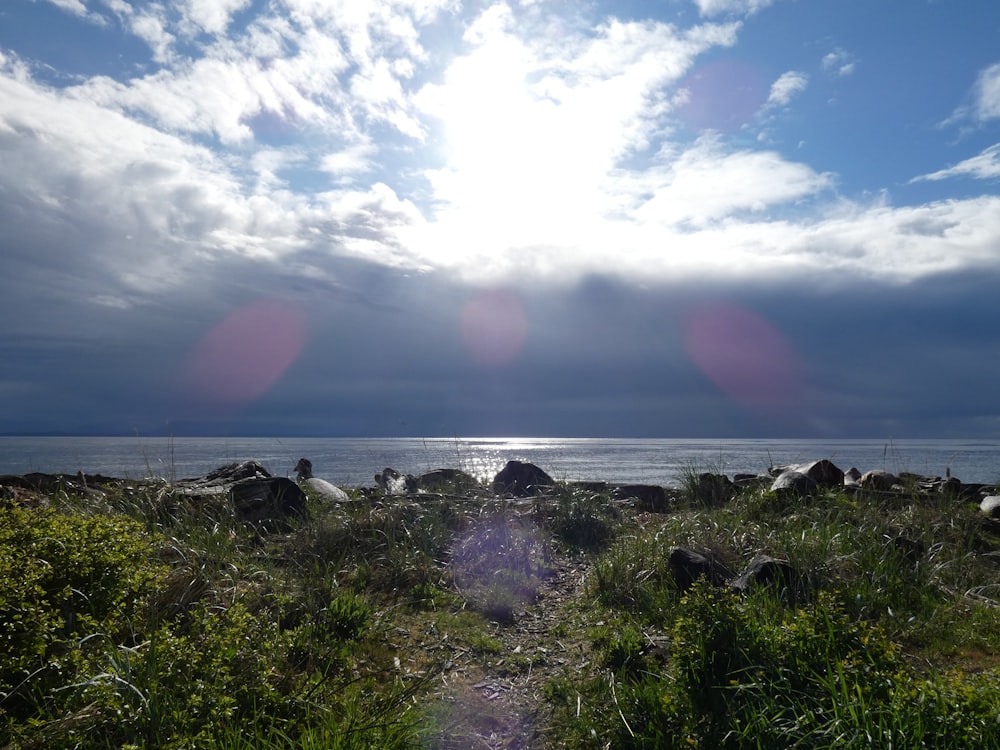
[{"xmin": 0, "ymin": 506, "xmax": 161, "ymax": 725}]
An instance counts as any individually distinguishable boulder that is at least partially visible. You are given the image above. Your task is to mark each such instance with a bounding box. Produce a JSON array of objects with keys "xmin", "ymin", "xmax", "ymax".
[
  {"xmin": 200, "ymin": 460, "xmax": 271, "ymax": 484},
  {"xmin": 376, "ymin": 467, "xmax": 417, "ymax": 495},
  {"xmin": 688, "ymin": 472, "xmax": 735, "ymax": 505},
  {"xmin": 613, "ymin": 484, "xmax": 669, "ymax": 512},
  {"xmin": 492, "ymin": 460, "xmax": 554, "ymax": 497},
  {"xmin": 668, "ymin": 546, "xmax": 731, "ymax": 591},
  {"xmin": 731, "ymin": 555, "xmax": 799, "ymax": 595},
  {"xmin": 860, "ymin": 470, "xmax": 898, "ymax": 491},
  {"xmin": 795, "ymin": 459, "xmax": 844, "ymax": 488},
  {"xmin": 844, "ymin": 467, "xmax": 862, "ymax": 486},
  {"xmin": 415, "ymin": 468, "xmax": 478, "ymax": 492},
  {"xmin": 770, "ymin": 470, "xmax": 817, "ymax": 497},
  {"xmin": 980, "ymin": 496, "xmax": 1000, "ymax": 520},
  {"xmin": 230, "ymin": 477, "xmax": 306, "ymax": 526}
]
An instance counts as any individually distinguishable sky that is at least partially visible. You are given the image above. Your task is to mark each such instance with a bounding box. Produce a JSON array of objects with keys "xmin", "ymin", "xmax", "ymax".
[{"xmin": 1, "ymin": 0, "xmax": 999, "ymax": 439}]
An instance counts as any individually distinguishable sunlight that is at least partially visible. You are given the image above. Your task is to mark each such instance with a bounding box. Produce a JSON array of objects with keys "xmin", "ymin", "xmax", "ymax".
[{"xmin": 414, "ymin": 24, "xmax": 618, "ymax": 269}]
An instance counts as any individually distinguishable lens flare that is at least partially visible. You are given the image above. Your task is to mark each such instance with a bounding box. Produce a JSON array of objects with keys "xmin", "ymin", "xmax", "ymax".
[
  {"xmin": 182, "ymin": 299, "xmax": 307, "ymax": 406},
  {"xmin": 461, "ymin": 289, "xmax": 528, "ymax": 367},
  {"xmin": 682, "ymin": 303, "xmax": 802, "ymax": 406},
  {"xmin": 676, "ymin": 59, "xmax": 768, "ymax": 133}
]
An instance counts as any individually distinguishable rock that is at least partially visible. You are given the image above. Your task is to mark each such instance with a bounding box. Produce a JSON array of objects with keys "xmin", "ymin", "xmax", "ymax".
[
  {"xmin": 794, "ymin": 460, "xmax": 844, "ymax": 488},
  {"xmin": 844, "ymin": 467, "xmax": 862, "ymax": 485},
  {"xmin": 376, "ymin": 468, "xmax": 417, "ymax": 495},
  {"xmin": 415, "ymin": 468, "xmax": 478, "ymax": 492},
  {"xmin": 731, "ymin": 555, "xmax": 798, "ymax": 595},
  {"xmin": 294, "ymin": 458, "xmax": 350, "ymax": 502},
  {"xmin": 981, "ymin": 496, "xmax": 1000, "ymax": 519},
  {"xmin": 688, "ymin": 472, "xmax": 735, "ymax": 505},
  {"xmin": 613, "ymin": 484, "xmax": 669, "ymax": 512},
  {"xmin": 668, "ymin": 547, "xmax": 731, "ymax": 591},
  {"xmin": 770, "ymin": 470, "xmax": 817, "ymax": 497},
  {"xmin": 0, "ymin": 472, "xmax": 110, "ymax": 498},
  {"xmin": 201, "ymin": 460, "xmax": 271, "ymax": 484},
  {"xmin": 230, "ymin": 477, "xmax": 306, "ymax": 526},
  {"xmin": 733, "ymin": 473, "xmax": 767, "ymax": 491},
  {"xmin": 567, "ymin": 481, "xmax": 611, "ymax": 493},
  {"xmin": 860, "ymin": 470, "xmax": 898, "ymax": 491},
  {"xmin": 492, "ymin": 460, "xmax": 554, "ymax": 497}
]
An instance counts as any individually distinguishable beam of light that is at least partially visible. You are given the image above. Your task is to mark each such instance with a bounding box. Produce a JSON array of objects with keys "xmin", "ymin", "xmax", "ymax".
[
  {"xmin": 181, "ymin": 299, "xmax": 307, "ymax": 407},
  {"xmin": 682, "ymin": 302, "xmax": 803, "ymax": 407},
  {"xmin": 460, "ymin": 289, "xmax": 528, "ymax": 367}
]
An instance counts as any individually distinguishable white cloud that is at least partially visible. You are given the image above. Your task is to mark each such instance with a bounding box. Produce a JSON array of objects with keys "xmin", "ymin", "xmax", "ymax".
[
  {"xmin": 4, "ymin": 0, "xmax": 1000, "ymax": 302},
  {"xmin": 822, "ymin": 48, "xmax": 856, "ymax": 77},
  {"xmin": 102, "ymin": 0, "xmax": 175, "ymax": 63},
  {"xmin": 767, "ymin": 70, "xmax": 807, "ymax": 107},
  {"xmin": 912, "ymin": 143, "xmax": 1000, "ymax": 182},
  {"xmin": 44, "ymin": 0, "xmax": 88, "ymax": 16},
  {"xmin": 694, "ymin": 0, "xmax": 775, "ymax": 17},
  {"xmin": 180, "ymin": 0, "xmax": 251, "ymax": 36},
  {"xmin": 973, "ymin": 61, "xmax": 1000, "ymax": 122},
  {"xmin": 625, "ymin": 138, "xmax": 833, "ymax": 227}
]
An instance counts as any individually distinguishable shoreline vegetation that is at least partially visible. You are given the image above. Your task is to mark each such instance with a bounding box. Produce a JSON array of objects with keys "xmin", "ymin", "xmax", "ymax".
[{"xmin": 3, "ymin": 457, "xmax": 1000, "ymax": 748}]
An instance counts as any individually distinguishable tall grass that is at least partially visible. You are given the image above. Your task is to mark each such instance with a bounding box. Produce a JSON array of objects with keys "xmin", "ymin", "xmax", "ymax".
[{"xmin": 551, "ymin": 482, "xmax": 1000, "ymax": 748}]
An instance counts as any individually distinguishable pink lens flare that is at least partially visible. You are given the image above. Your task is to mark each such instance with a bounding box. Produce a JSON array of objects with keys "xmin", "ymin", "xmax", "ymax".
[
  {"xmin": 682, "ymin": 303, "xmax": 803, "ymax": 406},
  {"xmin": 182, "ymin": 299, "xmax": 308, "ymax": 406},
  {"xmin": 677, "ymin": 58, "xmax": 768, "ymax": 133},
  {"xmin": 461, "ymin": 289, "xmax": 528, "ymax": 367}
]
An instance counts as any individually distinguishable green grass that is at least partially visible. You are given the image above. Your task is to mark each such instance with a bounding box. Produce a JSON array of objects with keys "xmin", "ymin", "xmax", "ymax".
[
  {"xmin": 3, "ymin": 470, "xmax": 1000, "ymax": 748},
  {"xmin": 551, "ymin": 485, "xmax": 1000, "ymax": 749}
]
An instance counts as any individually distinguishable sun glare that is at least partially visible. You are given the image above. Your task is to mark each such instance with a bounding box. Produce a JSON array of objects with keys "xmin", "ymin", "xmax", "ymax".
[{"xmin": 414, "ymin": 29, "xmax": 618, "ymax": 272}]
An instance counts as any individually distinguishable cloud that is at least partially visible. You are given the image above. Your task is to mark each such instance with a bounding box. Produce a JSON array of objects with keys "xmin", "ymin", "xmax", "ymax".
[
  {"xmin": 766, "ymin": 70, "xmax": 808, "ymax": 107},
  {"xmin": 179, "ymin": 0, "xmax": 251, "ymax": 36},
  {"xmin": 43, "ymin": 0, "xmax": 88, "ymax": 17},
  {"xmin": 693, "ymin": 0, "xmax": 775, "ymax": 17},
  {"xmin": 822, "ymin": 47, "xmax": 856, "ymax": 77},
  {"xmin": 912, "ymin": 143, "xmax": 1000, "ymax": 182},
  {"xmin": 102, "ymin": 0, "xmax": 176, "ymax": 63},
  {"xmin": 973, "ymin": 61, "xmax": 1000, "ymax": 122},
  {"xmin": 625, "ymin": 137, "xmax": 833, "ymax": 228}
]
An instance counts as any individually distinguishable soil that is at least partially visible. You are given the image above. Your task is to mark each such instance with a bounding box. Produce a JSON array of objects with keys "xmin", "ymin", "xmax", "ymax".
[{"xmin": 391, "ymin": 549, "xmax": 601, "ymax": 749}]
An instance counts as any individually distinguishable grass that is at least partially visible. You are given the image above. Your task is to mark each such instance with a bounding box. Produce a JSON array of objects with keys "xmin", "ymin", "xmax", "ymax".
[{"xmin": 2, "ymin": 467, "xmax": 1000, "ymax": 747}]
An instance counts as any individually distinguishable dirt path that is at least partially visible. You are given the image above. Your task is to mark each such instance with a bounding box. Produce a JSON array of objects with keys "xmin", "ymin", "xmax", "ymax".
[{"xmin": 412, "ymin": 553, "xmax": 598, "ymax": 749}]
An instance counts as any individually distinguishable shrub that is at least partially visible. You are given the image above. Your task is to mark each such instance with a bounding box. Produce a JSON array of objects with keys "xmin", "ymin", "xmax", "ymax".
[{"xmin": 0, "ymin": 506, "xmax": 161, "ymax": 726}]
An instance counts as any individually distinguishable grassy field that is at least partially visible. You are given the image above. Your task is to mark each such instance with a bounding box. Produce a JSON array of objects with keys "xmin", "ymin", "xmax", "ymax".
[{"xmin": 2, "ymin": 467, "xmax": 1000, "ymax": 748}]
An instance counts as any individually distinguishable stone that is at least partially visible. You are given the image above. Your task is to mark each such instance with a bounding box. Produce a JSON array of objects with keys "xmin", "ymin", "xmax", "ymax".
[
  {"xmin": 770, "ymin": 470, "xmax": 817, "ymax": 497},
  {"xmin": 731, "ymin": 555, "xmax": 798, "ymax": 595},
  {"xmin": 229, "ymin": 477, "xmax": 306, "ymax": 526},
  {"xmin": 492, "ymin": 460, "xmax": 554, "ymax": 497},
  {"xmin": 612, "ymin": 484, "xmax": 669, "ymax": 512},
  {"xmin": 844, "ymin": 467, "xmax": 862, "ymax": 485},
  {"xmin": 795, "ymin": 459, "xmax": 844, "ymax": 488},
  {"xmin": 689, "ymin": 472, "xmax": 735, "ymax": 505},
  {"xmin": 668, "ymin": 546, "xmax": 731, "ymax": 591},
  {"xmin": 415, "ymin": 468, "xmax": 478, "ymax": 492},
  {"xmin": 980, "ymin": 496, "xmax": 1000, "ymax": 519},
  {"xmin": 200, "ymin": 460, "xmax": 271, "ymax": 484},
  {"xmin": 860, "ymin": 470, "xmax": 898, "ymax": 491},
  {"xmin": 376, "ymin": 467, "xmax": 417, "ymax": 495},
  {"xmin": 294, "ymin": 458, "xmax": 350, "ymax": 502}
]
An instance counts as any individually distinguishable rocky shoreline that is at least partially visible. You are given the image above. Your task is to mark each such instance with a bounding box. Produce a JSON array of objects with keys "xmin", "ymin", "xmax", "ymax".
[{"xmin": 4, "ymin": 455, "xmax": 999, "ymax": 523}]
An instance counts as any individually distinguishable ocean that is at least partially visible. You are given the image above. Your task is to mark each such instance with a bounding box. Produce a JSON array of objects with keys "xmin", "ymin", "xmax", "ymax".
[{"xmin": 1, "ymin": 436, "xmax": 998, "ymax": 489}]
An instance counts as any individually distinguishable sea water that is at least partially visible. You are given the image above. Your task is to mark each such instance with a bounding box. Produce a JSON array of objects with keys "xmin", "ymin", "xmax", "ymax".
[{"xmin": 1, "ymin": 436, "xmax": 998, "ymax": 488}]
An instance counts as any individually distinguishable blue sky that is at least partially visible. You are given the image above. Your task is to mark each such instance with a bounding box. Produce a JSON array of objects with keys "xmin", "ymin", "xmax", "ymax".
[{"xmin": 1, "ymin": 0, "xmax": 999, "ymax": 438}]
